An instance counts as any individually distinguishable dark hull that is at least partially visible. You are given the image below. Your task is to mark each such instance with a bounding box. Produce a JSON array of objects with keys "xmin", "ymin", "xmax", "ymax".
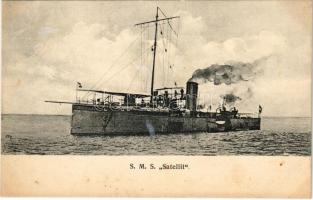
[{"xmin": 71, "ymin": 104, "xmax": 261, "ymax": 135}]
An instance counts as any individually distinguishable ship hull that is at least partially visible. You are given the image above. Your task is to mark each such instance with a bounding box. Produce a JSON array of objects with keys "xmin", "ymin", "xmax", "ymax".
[{"xmin": 71, "ymin": 104, "xmax": 261, "ymax": 135}]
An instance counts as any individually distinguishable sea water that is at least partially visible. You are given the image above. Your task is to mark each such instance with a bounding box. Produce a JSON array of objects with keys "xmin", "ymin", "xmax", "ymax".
[{"xmin": 1, "ymin": 114, "xmax": 311, "ymax": 155}]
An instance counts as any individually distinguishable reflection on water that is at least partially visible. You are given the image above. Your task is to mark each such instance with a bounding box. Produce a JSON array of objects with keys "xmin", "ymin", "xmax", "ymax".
[{"xmin": 1, "ymin": 115, "xmax": 311, "ymax": 155}]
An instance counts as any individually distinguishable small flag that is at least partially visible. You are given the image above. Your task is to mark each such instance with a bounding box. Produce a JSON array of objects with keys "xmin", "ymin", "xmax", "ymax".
[
  {"xmin": 77, "ymin": 82, "xmax": 82, "ymax": 88},
  {"xmin": 259, "ymin": 105, "xmax": 263, "ymax": 114}
]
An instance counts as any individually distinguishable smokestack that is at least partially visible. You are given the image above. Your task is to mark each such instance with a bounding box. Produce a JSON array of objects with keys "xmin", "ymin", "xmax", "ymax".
[{"xmin": 186, "ymin": 81, "xmax": 198, "ymax": 112}]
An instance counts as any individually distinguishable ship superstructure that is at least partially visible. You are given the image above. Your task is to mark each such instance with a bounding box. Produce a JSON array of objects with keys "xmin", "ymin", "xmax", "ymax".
[{"xmin": 46, "ymin": 7, "xmax": 261, "ymax": 135}]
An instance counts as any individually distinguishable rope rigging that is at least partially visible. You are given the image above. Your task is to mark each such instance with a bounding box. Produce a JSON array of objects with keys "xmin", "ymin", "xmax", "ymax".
[
  {"xmin": 82, "ymin": 33, "xmax": 143, "ymax": 99},
  {"xmin": 97, "ymin": 45, "xmax": 153, "ymax": 90},
  {"xmin": 80, "ymin": 8, "xmax": 180, "ymax": 101},
  {"xmin": 83, "ymin": 44, "xmax": 152, "ymax": 100}
]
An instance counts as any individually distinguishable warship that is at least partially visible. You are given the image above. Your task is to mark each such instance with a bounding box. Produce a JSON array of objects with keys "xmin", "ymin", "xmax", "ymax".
[{"xmin": 46, "ymin": 7, "xmax": 261, "ymax": 135}]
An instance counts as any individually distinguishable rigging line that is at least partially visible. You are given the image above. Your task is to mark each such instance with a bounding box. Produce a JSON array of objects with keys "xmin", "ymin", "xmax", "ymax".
[
  {"xmin": 145, "ymin": 25, "xmax": 149, "ymax": 92},
  {"xmin": 159, "ymin": 23, "xmax": 165, "ymax": 88},
  {"xmin": 83, "ymin": 27, "xmax": 152, "ymax": 99},
  {"xmin": 156, "ymin": 46, "xmax": 165, "ymax": 87},
  {"xmin": 146, "ymin": 24, "xmax": 153, "ymax": 92},
  {"xmin": 168, "ymin": 19, "xmax": 180, "ymax": 86},
  {"xmin": 166, "ymin": 19, "xmax": 178, "ymax": 37},
  {"xmin": 97, "ymin": 57, "xmax": 140, "ymax": 90},
  {"xmin": 127, "ymin": 44, "xmax": 154, "ymax": 93},
  {"xmin": 171, "ymin": 19, "xmax": 180, "ymax": 84},
  {"xmin": 158, "ymin": 7, "xmax": 167, "ymax": 18},
  {"xmin": 83, "ymin": 45, "xmax": 152, "ymax": 100},
  {"xmin": 159, "ymin": 23, "xmax": 166, "ymax": 87},
  {"xmin": 82, "ymin": 33, "xmax": 143, "ymax": 98},
  {"xmin": 165, "ymin": 21, "xmax": 169, "ymax": 85},
  {"xmin": 127, "ymin": 72, "xmax": 138, "ymax": 92},
  {"xmin": 157, "ymin": 7, "xmax": 179, "ymax": 37},
  {"xmin": 96, "ymin": 46, "xmax": 152, "ymax": 90},
  {"xmin": 160, "ymin": 22, "xmax": 171, "ymax": 86},
  {"xmin": 127, "ymin": 64, "xmax": 141, "ymax": 91},
  {"xmin": 140, "ymin": 25, "xmax": 143, "ymax": 77},
  {"xmin": 143, "ymin": 24, "xmax": 150, "ymax": 91},
  {"xmin": 142, "ymin": 23, "xmax": 152, "ymax": 91},
  {"xmin": 144, "ymin": 25, "xmax": 148, "ymax": 92},
  {"xmin": 159, "ymin": 23, "xmax": 167, "ymax": 50},
  {"xmin": 162, "ymin": 45, "xmax": 165, "ymax": 87},
  {"xmin": 167, "ymin": 27, "xmax": 172, "ymax": 85},
  {"xmin": 140, "ymin": 25, "xmax": 143, "ymax": 90}
]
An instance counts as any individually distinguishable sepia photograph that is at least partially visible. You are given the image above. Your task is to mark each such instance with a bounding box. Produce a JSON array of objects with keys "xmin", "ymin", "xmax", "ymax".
[{"xmin": 1, "ymin": 0, "xmax": 311, "ymax": 197}]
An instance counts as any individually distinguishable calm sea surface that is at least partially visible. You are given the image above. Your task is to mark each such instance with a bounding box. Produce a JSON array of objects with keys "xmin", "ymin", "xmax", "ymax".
[{"xmin": 1, "ymin": 114, "xmax": 311, "ymax": 155}]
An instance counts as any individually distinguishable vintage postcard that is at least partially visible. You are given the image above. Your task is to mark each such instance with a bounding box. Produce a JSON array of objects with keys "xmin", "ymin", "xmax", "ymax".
[{"xmin": 1, "ymin": 0, "xmax": 312, "ymax": 197}]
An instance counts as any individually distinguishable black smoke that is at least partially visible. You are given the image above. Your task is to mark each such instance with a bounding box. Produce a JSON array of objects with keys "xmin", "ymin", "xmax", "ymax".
[
  {"xmin": 189, "ymin": 58, "xmax": 265, "ymax": 85},
  {"xmin": 221, "ymin": 93, "xmax": 242, "ymax": 105}
]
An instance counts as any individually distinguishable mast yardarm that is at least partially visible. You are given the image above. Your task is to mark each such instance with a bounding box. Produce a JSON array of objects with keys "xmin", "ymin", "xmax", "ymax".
[{"xmin": 135, "ymin": 7, "xmax": 179, "ymax": 103}]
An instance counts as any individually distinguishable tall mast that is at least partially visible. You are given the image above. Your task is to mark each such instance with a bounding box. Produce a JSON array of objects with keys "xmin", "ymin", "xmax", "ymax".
[
  {"xmin": 134, "ymin": 7, "xmax": 179, "ymax": 104},
  {"xmin": 150, "ymin": 7, "xmax": 159, "ymax": 103}
]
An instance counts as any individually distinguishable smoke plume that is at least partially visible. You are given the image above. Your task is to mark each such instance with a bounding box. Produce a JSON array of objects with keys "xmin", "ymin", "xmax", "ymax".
[
  {"xmin": 221, "ymin": 93, "xmax": 242, "ymax": 105},
  {"xmin": 189, "ymin": 58, "xmax": 265, "ymax": 85}
]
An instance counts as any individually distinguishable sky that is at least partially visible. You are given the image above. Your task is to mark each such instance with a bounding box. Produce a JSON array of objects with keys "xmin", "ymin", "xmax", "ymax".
[{"xmin": 2, "ymin": 0, "xmax": 312, "ymax": 117}]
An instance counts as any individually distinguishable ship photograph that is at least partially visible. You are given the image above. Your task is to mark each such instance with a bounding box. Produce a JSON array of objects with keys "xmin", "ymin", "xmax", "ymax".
[{"xmin": 2, "ymin": 1, "xmax": 311, "ymax": 156}]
